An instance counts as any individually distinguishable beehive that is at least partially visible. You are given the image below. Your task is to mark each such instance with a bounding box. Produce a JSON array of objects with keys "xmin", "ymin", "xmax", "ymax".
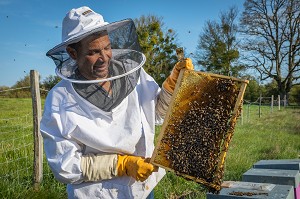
[{"xmin": 150, "ymin": 69, "xmax": 248, "ymax": 193}]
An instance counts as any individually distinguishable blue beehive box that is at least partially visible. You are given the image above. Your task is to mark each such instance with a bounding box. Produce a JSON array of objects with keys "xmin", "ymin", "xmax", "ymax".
[
  {"xmin": 206, "ymin": 184, "xmax": 294, "ymax": 199},
  {"xmin": 252, "ymin": 160, "xmax": 300, "ymax": 199},
  {"xmin": 242, "ymin": 168, "xmax": 300, "ymax": 188},
  {"xmin": 253, "ymin": 159, "xmax": 300, "ymax": 171}
]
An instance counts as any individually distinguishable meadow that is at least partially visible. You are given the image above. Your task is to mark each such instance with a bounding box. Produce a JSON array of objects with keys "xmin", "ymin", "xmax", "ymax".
[{"xmin": 0, "ymin": 98, "xmax": 299, "ymax": 199}]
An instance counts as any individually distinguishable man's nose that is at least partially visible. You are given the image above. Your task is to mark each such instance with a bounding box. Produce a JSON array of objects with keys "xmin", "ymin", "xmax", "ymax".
[{"xmin": 98, "ymin": 50, "xmax": 108, "ymax": 60}]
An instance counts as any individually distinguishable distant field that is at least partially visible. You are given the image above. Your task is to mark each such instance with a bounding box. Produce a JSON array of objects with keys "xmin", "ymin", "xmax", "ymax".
[{"xmin": 0, "ymin": 98, "xmax": 299, "ymax": 199}]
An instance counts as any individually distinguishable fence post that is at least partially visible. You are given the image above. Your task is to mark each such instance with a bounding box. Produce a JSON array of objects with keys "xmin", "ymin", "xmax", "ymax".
[
  {"xmin": 30, "ymin": 70, "xmax": 43, "ymax": 189},
  {"xmin": 284, "ymin": 95, "xmax": 287, "ymax": 107},
  {"xmin": 271, "ymin": 95, "xmax": 274, "ymax": 113},
  {"xmin": 278, "ymin": 95, "xmax": 281, "ymax": 110},
  {"xmin": 247, "ymin": 104, "xmax": 250, "ymax": 122},
  {"xmin": 259, "ymin": 94, "xmax": 262, "ymax": 118}
]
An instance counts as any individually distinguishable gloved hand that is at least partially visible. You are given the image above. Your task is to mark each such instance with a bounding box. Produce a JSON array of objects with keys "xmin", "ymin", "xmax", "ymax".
[
  {"xmin": 162, "ymin": 58, "xmax": 194, "ymax": 93},
  {"xmin": 117, "ymin": 155, "xmax": 157, "ymax": 182}
]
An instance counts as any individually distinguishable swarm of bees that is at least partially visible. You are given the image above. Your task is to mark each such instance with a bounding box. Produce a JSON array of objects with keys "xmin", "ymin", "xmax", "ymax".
[{"xmin": 151, "ymin": 70, "xmax": 248, "ymax": 193}]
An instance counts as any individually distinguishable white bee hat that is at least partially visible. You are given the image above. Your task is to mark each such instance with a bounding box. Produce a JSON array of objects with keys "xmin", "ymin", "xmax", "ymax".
[{"xmin": 47, "ymin": 6, "xmax": 145, "ymax": 84}]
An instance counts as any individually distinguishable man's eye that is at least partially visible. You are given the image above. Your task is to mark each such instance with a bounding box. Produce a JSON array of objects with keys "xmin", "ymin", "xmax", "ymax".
[
  {"xmin": 105, "ymin": 46, "xmax": 111, "ymax": 50},
  {"xmin": 88, "ymin": 51, "xmax": 98, "ymax": 55}
]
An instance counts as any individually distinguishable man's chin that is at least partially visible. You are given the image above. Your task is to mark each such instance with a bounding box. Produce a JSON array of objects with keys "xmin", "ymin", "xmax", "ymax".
[{"xmin": 93, "ymin": 72, "xmax": 109, "ymax": 79}]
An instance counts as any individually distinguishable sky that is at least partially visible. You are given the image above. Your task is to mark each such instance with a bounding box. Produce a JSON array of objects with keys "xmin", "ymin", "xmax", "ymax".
[{"xmin": 0, "ymin": 0, "xmax": 244, "ymax": 87}]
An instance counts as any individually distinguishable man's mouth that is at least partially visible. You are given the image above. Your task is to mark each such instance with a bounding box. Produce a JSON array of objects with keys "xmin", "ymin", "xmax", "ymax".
[
  {"xmin": 93, "ymin": 63, "xmax": 107, "ymax": 74},
  {"xmin": 94, "ymin": 62, "xmax": 105, "ymax": 69},
  {"xmin": 97, "ymin": 60, "xmax": 105, "ymax": 65}
]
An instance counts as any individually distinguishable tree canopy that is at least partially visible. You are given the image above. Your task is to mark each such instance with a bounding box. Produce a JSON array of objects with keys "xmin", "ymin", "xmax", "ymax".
[
  {"xmin": 240, "ymin": 0, "xmax": 300, "ymax": 97},
  {"xmin": 195, "ymin": 6, "xmax": 244, "ymax": 76},
  {"xmin": 134, "ymin": 15, "xmax": 179, "ymax": 86}
]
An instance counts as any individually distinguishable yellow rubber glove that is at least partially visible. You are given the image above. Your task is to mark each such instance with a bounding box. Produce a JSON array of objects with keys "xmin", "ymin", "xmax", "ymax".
[
  {"xmin": 162, "ymin": 58, "xmax": 194, "ymax": 93},
  {"xmin": 117, "ymin": 155, "xmax": 157, "ymax": 182}
]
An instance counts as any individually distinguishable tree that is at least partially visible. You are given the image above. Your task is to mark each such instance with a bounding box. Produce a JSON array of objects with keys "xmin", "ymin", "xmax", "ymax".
[
  {"xmin": 243, "ymin": 76, "xmax": 261, "ymax": 101},
  {"xmin": 10, "ymin": 74, "xmax": 31, "ymax": 98},
  {"xmin": 240, "ymin": 0, "xmax": 300, "ymax": 100},
  {"xmin": 0, "ymin": 86, "xmax": 9, "ymax": 90},
  {"xmin": 41, "ymin": 75, "xmax": 61, "ymax": 91},
  {"xmin": 134, "ymin": 15, "xmax": 179, "ymax": 86},
  {"xmin": 264, "ymin": 79, "xmax": 279, "ymax": 97},
  {"xmin": 195, "ymin": 6, "xmax": 243, "ymax": 76},
  {"xmin": 0, "ymin": 86, "xmax": 10, "ymax": 98},
  {"xmin": 289, "ymin": 85, "xmax": 300, "ymax": 104}
]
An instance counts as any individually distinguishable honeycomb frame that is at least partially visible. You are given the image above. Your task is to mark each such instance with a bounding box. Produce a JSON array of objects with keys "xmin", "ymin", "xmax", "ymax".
[{"xmin": 151, "ymin": 69, "xmax": 248, "ymax": 192}]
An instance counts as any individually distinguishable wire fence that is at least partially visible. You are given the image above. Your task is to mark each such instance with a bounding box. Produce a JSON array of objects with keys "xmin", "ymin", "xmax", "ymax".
[
  {"xmin": 0, "ymin": 112, "xmax": 33, "ymax": 186},
  {"xmin": 236, "ymin": 94, "xmax": 294, "ymax": 125},
  {"xmin": 0, "ymin": 79, "xmax": 55, "ymax": 196}
]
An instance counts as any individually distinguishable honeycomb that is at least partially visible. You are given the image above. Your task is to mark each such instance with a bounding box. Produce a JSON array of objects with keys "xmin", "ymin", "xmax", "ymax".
[{"xmin": 151, "ymin": 69, "xmax": 248, "ymax": 193}]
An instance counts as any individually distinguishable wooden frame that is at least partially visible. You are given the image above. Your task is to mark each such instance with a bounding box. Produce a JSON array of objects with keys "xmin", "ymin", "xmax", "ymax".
[{"xmin": 151, "ymin": 69, "xmax": 248, "ymax": 191}]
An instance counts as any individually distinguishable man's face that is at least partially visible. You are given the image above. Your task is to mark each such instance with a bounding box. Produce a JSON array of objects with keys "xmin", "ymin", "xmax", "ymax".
[{"xmin": 73, "ymin": 32, "xmax": 112, "ymax": 80}]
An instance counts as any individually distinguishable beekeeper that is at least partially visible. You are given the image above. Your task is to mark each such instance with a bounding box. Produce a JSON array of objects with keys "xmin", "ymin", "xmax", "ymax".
[{"xmin": 40, "ymin": 6, "xmax": 194, "ymax": 199}]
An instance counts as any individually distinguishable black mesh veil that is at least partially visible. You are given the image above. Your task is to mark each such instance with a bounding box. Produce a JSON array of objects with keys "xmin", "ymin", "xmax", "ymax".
[{"xmin": 46, "ymin": 19, "xmax": 145, "ymax": 84}]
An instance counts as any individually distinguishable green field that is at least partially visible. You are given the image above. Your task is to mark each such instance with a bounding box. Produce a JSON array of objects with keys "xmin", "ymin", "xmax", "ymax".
[{"xmin": 0, "ymin": 98, "xmax": 299, "ymax": 199}]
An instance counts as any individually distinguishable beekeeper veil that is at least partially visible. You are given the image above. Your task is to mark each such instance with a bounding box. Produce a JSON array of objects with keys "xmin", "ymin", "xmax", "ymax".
[{"xmin": 46, "ymin": 6, "xmax": 144, "ymax": 85}]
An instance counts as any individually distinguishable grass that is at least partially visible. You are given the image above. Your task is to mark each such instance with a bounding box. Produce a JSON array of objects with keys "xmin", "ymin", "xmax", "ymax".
[
  {"xmin": 224, "ymin": 106, "xmax": 300, "ymax": 182},
  {"xmin": 0, "ymin": 98, "xmax": 299, "ymax": 199}
]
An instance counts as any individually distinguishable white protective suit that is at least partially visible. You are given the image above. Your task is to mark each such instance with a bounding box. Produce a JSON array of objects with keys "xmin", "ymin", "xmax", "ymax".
[{"xmin": 40, "ymin": 68, "xmax": 166, "ymax": 199}]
